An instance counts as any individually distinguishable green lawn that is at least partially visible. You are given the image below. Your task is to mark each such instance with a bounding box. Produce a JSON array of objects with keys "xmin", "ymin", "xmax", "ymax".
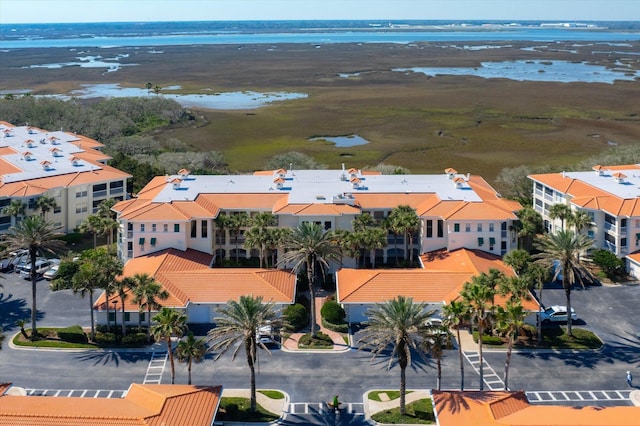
[
  {"xmin": 371, "ymin": 399, "xmax": 435, "ymax": 424},
  {"xmin": 217, "ymin": 397, "xmax": 279, "ymax": 422}
]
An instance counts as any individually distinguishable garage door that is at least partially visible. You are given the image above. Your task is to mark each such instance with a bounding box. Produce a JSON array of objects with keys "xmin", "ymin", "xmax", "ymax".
[{"xmin": 187, "ymin": 304, "xmax": 211, "ymax": 323}]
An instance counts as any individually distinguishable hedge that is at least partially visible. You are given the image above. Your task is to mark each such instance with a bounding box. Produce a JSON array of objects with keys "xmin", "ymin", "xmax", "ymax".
[
  {"xmin": 283, "ymin": 304, "xmax": 307, "ymax": 331},
  {"xmin": 472, "ymin": 331, "xmax": 504, "ymax": 345},
  {"xmin": 57, "ymin": 325, "xmax": 88, "ymax": 344}
]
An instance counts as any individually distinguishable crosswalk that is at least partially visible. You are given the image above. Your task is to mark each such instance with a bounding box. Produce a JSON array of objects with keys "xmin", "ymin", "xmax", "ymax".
[
  {"xmin": 143, "ymin": 350, "xmax": 168, "ymax": 384},
  {"xmin": 527, "ymin": 390, "xmax": 632, "ymax": 404},
  {"xmin": 287, "ymin": 402, "xmax": 365, "ymax": 415},
  {"xmin": 463, "ymin": 351, "xmax": 505, "ymax": 390}
]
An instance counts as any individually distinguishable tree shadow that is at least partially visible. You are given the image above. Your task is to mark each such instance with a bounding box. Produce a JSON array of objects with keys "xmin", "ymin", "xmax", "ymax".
[
  {"xmin": 73, "ymin": 350, "xmax": 151, "ymax": 366},
  {"xmin": 0, "ymin": 292, "xmax": 44, "ymax": 331}
]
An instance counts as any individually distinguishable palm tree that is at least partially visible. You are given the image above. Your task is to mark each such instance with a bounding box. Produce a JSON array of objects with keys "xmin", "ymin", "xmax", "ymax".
[
  {"xmin": 114, "ymin": 276, "xmax": 137, "ymax": 337},
  {"xmin": 132, "ymin": 273, "xmax": 169, "ymax": 341},
  {"xmin": 424, "ymin": 323, "xmax": 452, "ymax": 391},
  {"xmin": 441, "ymin": 300, "xmax": 469, "ymax": 390},
  {"xmin": 246, "ymin": 212, "xmax": 277, "ymax": 268},
  {"xmin": 151, "ymin": 307, "xmax": 187, "ymax": 384},
  {"xmin": 265, "ymin": 227, "xmax": 288, "ymax": 268},
  {"xmin": 96, "ymin": 199, "xmax": 118, "ymax": 248},
  {"xmin": 207, "ymin": 295, "xmax": 280, "ymax": 412},
  {"xmin": 69, "ymin": 262, "xmax": 101, "ymax": 341},
  {"xmin": 549, "ymin": 203, "xmax": 572, "ymax": 232},
  {"xmin": 36, "ymin": 195, "xmax": 58, "ymax": 219},
  {"xmin": 388, "ymin": 205, "xmax": 420, "ymax": 264},
  {"xmin": 2, "ymin": 199, "xmax": 26, "ymax": 226},
  {"xmin": 213, "ymin": 214, "xmax": 233, "ymax": 265},
  {"xmin": 568, "ymin": 209, "xmax": 593, "ymax": 234},
  {"xmin": 460, "ymin": 276, "xmax": 496, "ymax": 391},
  {"xmin": 498, "ymin": 275, "xmax": 532, "ymax": 305},
  {"xmin": 4, "ymin": 216, "xmax": 64, "ymax": 339},
  {"xmin": 175, "ymin": 332, "xmax": 207, "ymax": 385},
  {"xmin": 535, "ymin": 229, "xmax": 593, "ymax": 336},
  {"xmin": 279, "ymin": 222, "xmax": 341, "ymax": 336},
  {"xmin": 357, "ymin": 296, "xmax": 435, "ymax": 416},
  {"xmin": 229, "ymin": 212, "xmax": 249, "ymax": 262},
  {"xmin": 503, "ymin": 249, "xmax": 532, "ymax": 276},
  {"xmin": 495, "ymin": 301, "xmax": 526, "ymax": 390},
  {"xmin": 360, "ymin": 227, "xmax": 387, "ymax": 268},
  {"xmin": 522, "ymin": 262, "xmax": 551, "ymax": 345},
  {"xmin": 79, "ymin": 214, "xmax": 104, "ymax": 249},
  {"xmin": 514, "ymin": 206, "xmax": 544, "ymax": 252}
]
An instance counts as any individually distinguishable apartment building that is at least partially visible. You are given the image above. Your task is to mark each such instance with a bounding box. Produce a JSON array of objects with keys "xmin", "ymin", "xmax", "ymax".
[
  {"xmin": 529, "ymin": 164, "xmax": 640, "ymax": 257},
  {"xmin": 0, "ymin": 122, "xmax": 131, "ymax": 233},
  {"xmin": 113, "ymin": 167, "xmax": 521, "ymax": 266}
]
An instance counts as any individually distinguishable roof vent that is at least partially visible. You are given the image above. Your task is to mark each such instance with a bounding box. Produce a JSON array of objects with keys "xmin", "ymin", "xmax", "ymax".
[
  {"xmin": 69, "ymin": 156, "xmax": 80, "ymax": 166},
  {"xmin": 592, "ymin": 165, "xmax": 606, "ymax": 176},
  {"xmin": 50, "ymin": 147, "xmax": 62, "ymax": 157},
  {"xmin": 170, "ymin": 178, "xmax": 182, "ymax": 189},
  {"xmin": 453, "ymin": 176, "xmax": 466, "ymax": 189},
  {"xmin": 25, "ymin": 139, "xmax": 35, "ymax": 148},
  {"xmin": 612, "ymin": 172, "xmax": 627, "ymax": 184},
  {"xmin": 178, "ymin": 168, "xmax": 190, "ymax": 178},
  {"xmin": 273, "ymin": 177, "xmax": 285, "ymax": 189},
  {"xmin": 445, "ymin": 168, "xmax": 457, "ymax": 179},
  {"xmin": 22, "ymin": 151, "xmax": 33, "ymax": 161},
  {"xmin": 49, "ymin": 136, "xmax": 59, "ymax": 145},
  {"xmin": 40, "ymin": 160, "xmax": 52, "ymax": 171}
]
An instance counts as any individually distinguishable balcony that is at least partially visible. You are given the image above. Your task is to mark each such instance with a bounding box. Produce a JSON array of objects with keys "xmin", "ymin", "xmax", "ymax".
[
  {"xmin": 604, "ymin": 222, "xmax": 617, "ymax": 233},
  {"xmin": 93, "ymin": 190, "xmax": 107, "ymax": 198},
  {"xmin": 110, "ymin": 187, "xmax": 124, "ymax": 195}
]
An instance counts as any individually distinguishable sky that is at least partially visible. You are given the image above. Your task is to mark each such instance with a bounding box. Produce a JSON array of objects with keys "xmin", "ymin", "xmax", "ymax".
[{"xmin": 0, "ymin": 0, "xmax": 639, "ymax": 24}]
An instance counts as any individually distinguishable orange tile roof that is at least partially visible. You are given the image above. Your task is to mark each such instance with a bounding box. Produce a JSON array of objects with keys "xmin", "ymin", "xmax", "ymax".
[
  {"xmin": 95, "ymin": 249, "xmax": 295, "ymax": 310},
  {"xmin": 0, "ymin": 383, "xmax": 222, "ymax": 426},
  {"xmin": 274, "ymin": 203, "xmax": 361, "ymax": 215},
  {"xmin": 338, "ymin": 249, "xmax": 539, "ymax": 310},
  {"xmin": 197, "ymin": 193, "xmax": 287, "ymax": 210},
  {"xmin": 432, "ymin": 390, "xmax": 640, "ymax": 426},
  {"xmin": 0, "ymin": 158, "xmax": 21, "ymax": 174}
]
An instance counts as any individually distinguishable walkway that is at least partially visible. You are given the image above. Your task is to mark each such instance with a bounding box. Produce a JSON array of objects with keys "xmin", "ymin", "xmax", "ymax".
[{"xmin": 282, "ymin": 295, "xmax": 350, "ymax": 353}]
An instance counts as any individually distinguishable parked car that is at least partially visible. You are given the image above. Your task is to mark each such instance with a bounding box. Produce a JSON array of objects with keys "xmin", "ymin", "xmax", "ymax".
[
  {"xmin": 539, "ymin": 305, "xmax": 577, "ymax": 324},
  {"xmin": 43, "ymin": 264, "xmax": 60, "ymax": 280},
  {"xmin": 256, "ymin": 323, "xmax": 275, "ymax": 345},
  {"xmin": 20, "ymin": 259, "xmax": 54, "ymax": 279},
  {"xmin": 0, "ymin": 257, "xmax": 13, "ymax": 272}
]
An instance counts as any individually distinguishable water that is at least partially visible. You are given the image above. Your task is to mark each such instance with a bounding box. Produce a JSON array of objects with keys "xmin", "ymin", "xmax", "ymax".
[
  {"xmin": 44, "ymin": 84, "xmax": 308, "ymax": 110},
  {"xmin": 2, "ymin": 20, "xmax": 640, "ymax": 48},
  {"xmin": 309, "ymin": 135, "xmax": 370, "ymax": 147},
  {"xmin": 394, "ymin": 60, "xmax": 640, "ymax": 84}
]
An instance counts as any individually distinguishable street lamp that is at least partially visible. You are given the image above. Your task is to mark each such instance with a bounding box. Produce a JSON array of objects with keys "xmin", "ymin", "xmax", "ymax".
[{"xmin": 112, "ymin": 300, "xmax": 118, "ymax": 345}]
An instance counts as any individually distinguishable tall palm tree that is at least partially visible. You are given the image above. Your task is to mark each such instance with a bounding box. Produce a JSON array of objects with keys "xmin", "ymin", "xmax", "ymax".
[
  {"xmin": 86, "ymin": 248, "xmax": 123, "ymax": 333},
  {"xmin": 151, "ymin": 307, "xmax": 187, "ymax": 384},
  {"xmin": 79, "ymin": 214, "xmax": 104, "ymax": 249},
  {"xmin": 568, "ymin": 209, "xmax": 593, "ymax": 234},
  {"xmin": 460, "ymin": 276, "xmax": 496, "ymax": 391},
  {"xmin": 360, "ymin": 227, "xmax": 387, "ymax": 268},
  {"xmin": 4, "ymin": 216, "xmax": 64, "ymax": 339},
  {"xmin": 548, "ymin": 203, "xmax": 572, "ymax": 232},
  {"xmin": 441, "ymin": 300, "xmax": 469, "ymax": 390},
  {"xmin": 503, "ymin": 249, "xmax": 532, "ymax": 276},
  {"xmin": 423, "ymin": 323, "xmax": 452, "ymax": 391},
  {"xmin": 36, "ymin": 195, "xmax": 58, "ymax": 220},
  {"xmin": 2, "ymin": 199, "xmax": 26, "ymax": 228},
  {"xmin": 358, "ymin": 296, "xmax": 435, "ymax": 416},
  {"xmin": 535, "ymin": 229, "xmax": 593, "ymax": 336},
  {"xmin": 495, "ymin": 301, "xmax": 526, "ymax": 390},
  {"xmin": 388, "ymin": 205, "xmax": 420, "ymax": 264},
  {"xmin": 96, "ymin": 198, "xmax": 118, "ymax": 248},
  {"xmin": 69, "ymin": 262, "xmax": 101, "ymax": 341},
  {"xmin": 498, "ymin": 275, "xmax": 532, "ymax": 305},
  {"xmin": 514, "ymin": 206, "xmax": 544, "ymax": 252},
  {"xmin": 132, "ymin": 273, "xmax": 169, "ymax": 341},
  {"xmin": 207, "ymin": 295, "xmax": 280, "ymax": 412},
  {"xmin": 175, "ymin": 331, "xmax": 207, "ymax": 385},
  {"xmin": 265, "ymin": 227, "xmax": 289, "ymax": 268},
  {"xmin": 246, "ymin": 212, "xmax": 277, "ymax": 268},
  {"xmin": 279, "ymin": 222, "xmax": 341, "ymax": 336},
  {"xmin": 213, "ymin": 214, "xmax": 233, "ymax": 265},
  {"xmin": 522, "ymin": 262, "xmax": 551, "ymax": 345},
  {"xmin": 230, "ymin": 212, "xmax": 249, "ymax": 262},
  {"xmin": 114, "ymin": 276, "xmax": 137, "ymax": 337}
]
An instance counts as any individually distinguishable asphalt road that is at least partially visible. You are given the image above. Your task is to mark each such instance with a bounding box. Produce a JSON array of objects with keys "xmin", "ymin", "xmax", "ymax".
[{"xmin": 1, "ymin": 271, "xmax": 640, "ymax": 409}]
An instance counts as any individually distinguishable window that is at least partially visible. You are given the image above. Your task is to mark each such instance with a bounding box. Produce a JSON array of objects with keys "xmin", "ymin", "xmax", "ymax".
[
  {"xmin": 202, "ymin": 220, "xmax": 208, "ymax": 238},
  {"xmin": 53, "ymin": 206, "xmax": 61, "ymax": 214},
  {"xmin": 140, "ymin": 224, "xmax": 145, "ymax": 232},
  {"xmin": 621, "ymin": 238, "xmax": 627, "ymax": 248},
  {"xmin": 139, "ymin": 237, "xmax": 145, "ymax": 245},
  {"xmin": 151, "ymin": 224, "xmax": 157, "ymax": 232},
  {"xmin": 124, "ymin": 312, "xmax": 131, "ymax": 322},
  {"xmin": 164, "ymin": 224, "xmax": 169, "ymax": 232},
  {"xmin": 139, "ymin": 312, "xmax": 146, "ymax": 322},
  {"xmin": 75, "ymin": 190, "xmax": 88, "ymax": 198},
  {"xmin": 28, "ymin": 198, "xmax": 37, "ymax": 209},
  {"xmin": 478, "ymin": 237, "xmax": 484, "ymax": 246},
  {"xmin": 324, "ymin": 221, "xmax": 331, "ymax": 230},
  {"xmin": 489, "ymin": 223, "xmax": 495, "ymax": 232},
  {"xmin": 191, "ymin": 220, "xmax": 197, "ymax": 238},
  {"xmin": 465, "ymin": 223, "xmax": 471, "ymax": 232},
  {"xmin": 150, "ymin": 237, "xmax": 157, "ymax": 246},
  {"xmin": 75, "ymin": 205, "xmax": 88, "ymax": 214},
  {"xmin": 174, "ymin": 223, "xmax": 180, "ymax": 232},
  {"xmin": 426, "ymin": 220, "xmax": 433, "ymax": 238},
  {"xmin": 437, "ymin": 220, "xmax": 444, "ymax": 238},
  {"xmin": 109, "ymin": 181, "xmax": 124, "ymax": 194},
  {"xmin": 489, "ymin": 237, "xmax": 496, "ymax": 250},
  {"xmin": 454, "ymin": 223, "xmax": 460, "ymax": 233},
  {"xmin": 477, "ymin": 223, "xmax": 483, "ymax": 232}
]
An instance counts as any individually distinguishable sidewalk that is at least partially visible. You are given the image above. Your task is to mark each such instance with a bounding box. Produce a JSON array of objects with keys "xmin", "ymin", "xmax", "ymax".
[
  {"xmin": 281, "ymin": 295, "xmax": 351, "ymax": 353},
  {"xmin": 364, "ymin": 389, "xmax": 431, "ymax": 419},
  {"xmin": 221, "ymin": 388, "xmax": 290, "ymax": 420}
]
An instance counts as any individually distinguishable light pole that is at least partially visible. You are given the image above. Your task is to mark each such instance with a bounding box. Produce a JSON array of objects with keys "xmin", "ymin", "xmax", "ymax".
[{"xmin": 112, "ymin": 300, "xmax": 118, "ymax": 345}]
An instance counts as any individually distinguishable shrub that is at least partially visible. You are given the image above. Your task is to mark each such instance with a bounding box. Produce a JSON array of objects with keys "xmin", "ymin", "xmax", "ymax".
[
  {"xmin": 57, "ymin": 232, "xmax": 83, "ymax": 245},
  {"xmin": 283, "ymin": 304, "xmax": 307, "ymax": 331},
  {"xmin": 94, "ymin": 332, "xmax": 115, "ymax": 345},
  {"xmin": 298, "ymin": 332, "xmax": 333, "ymax": 347},
  {"xmin": 225, "ymin": 403, "xmax": 239, "ymax": 417},
  {"xmin": 121, "ymin": 333, "xmax": 147, "ymax": 345},
  {"xmin": 591, "ymin": 249, "xmax": 625, "ymax": 279},
  {"xmin": 472, "ymin": 331, "xmax": 504, "ymax": 345},
  {"xmin": 321, "ymin": 300, "xmax": 346, "ymax": 325},
  {"xmin": 321, "ymin": 318, "xmax": 349, "ymax": 333},
  {"xmin": 57, "ymin": 325, "xmax": 88, "ymax": 343}
]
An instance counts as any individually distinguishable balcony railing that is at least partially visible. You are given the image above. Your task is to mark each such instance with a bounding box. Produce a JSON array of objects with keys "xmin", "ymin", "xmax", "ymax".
[
  {"xmin": 93, "ymin": 190, "xmax": 107, "ymax": 198},
  {"xmin": 110, "ymin": 187, "xmax": 124, "ymax": 195},
  {"xmin": 604, "ymin": 222, "xmax": 617, "ymax": 233}
]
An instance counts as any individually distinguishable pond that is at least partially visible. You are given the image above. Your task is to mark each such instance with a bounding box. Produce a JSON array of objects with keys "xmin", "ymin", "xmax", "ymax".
[
  {"xmin": 42, "ymin": 84, "xmax": 308, "ymax": 110},
  {"xmin": 309, "ymin": 134, "xmax": 370, "ymax": 147},
  {"xmin": 393, "ymin": 60, "xmax": 640, "ymax": 84}
]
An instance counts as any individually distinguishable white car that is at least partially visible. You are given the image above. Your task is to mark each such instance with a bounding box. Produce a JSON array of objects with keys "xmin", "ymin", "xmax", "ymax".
[
  {"xmin": 43, "ymin": 264, "xmax": 60, "ymax": 280},
  {"xmin": 539, "ymin": 305, "xmax": 577, "ymax": 324},
  {"xmin": 256, "ymin": 324, "xmax": 275, "ymax": 345}
]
